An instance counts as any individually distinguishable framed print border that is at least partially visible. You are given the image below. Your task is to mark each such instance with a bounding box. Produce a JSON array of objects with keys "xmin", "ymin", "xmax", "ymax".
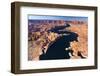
[{"xmin": 11, "ymin": 2, "xmax": 98, "ymax": 74}]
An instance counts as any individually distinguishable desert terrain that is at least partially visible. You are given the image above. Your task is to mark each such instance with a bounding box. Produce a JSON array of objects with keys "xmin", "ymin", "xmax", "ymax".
[{"xmin": 28, "ymin": 20, "xmax": 88, "ymax": 60}]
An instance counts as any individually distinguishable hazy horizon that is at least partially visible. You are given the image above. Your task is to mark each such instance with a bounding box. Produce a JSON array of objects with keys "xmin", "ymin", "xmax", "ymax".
[{"xmin": 28, "ymin": 15, "xmax": 88, "ymax": 22}]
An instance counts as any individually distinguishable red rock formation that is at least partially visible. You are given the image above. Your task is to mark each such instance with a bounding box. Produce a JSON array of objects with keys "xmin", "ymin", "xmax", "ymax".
[
  {"xmin": 69, "ymin": 23, "xmax": 88, "ymax": 58},
  {"xmin": 28, "ymin": 20, "xmax": 88, "ymax": 60}
]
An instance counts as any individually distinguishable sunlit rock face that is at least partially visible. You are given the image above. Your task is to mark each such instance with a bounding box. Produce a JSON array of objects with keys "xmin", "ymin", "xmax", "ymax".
[
  {"xmin": 69, "ymin": 23, "xmax": 88, "ymax": 58},
  {"xmin": 28, "ymin": 20, "xmax": 88, "ymax": 60}
]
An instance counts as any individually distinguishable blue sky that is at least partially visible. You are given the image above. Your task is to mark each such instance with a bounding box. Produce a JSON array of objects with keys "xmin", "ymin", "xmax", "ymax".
[{"xmin": 28, "ymin": 15, "xmax": 88, "ymax": 22}]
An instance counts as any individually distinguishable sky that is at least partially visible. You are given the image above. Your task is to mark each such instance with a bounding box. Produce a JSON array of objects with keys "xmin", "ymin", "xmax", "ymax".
[{"xmin": 28, "ymin": 15, "xmax": 88, "ymax": 22}]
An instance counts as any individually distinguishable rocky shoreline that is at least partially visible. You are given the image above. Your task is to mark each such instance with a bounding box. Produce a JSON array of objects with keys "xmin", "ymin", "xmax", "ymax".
[{"xmin": 28, "ymin": 20, "xmax": 88, "ymax": 60}]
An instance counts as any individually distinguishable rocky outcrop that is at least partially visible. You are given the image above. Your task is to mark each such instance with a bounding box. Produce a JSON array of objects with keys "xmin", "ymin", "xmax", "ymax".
[{"xmin": 28, "ymin": 20, "xmax": 88, "ymax": 60}]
